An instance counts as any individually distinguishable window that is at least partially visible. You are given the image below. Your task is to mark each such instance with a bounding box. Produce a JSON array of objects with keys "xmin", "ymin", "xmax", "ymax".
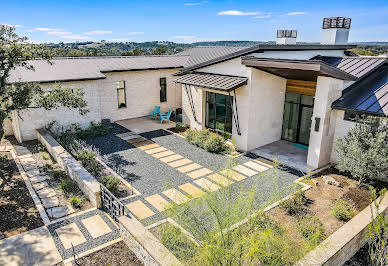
[
  {"xmin": 205, "ymin": 92, "xmax": 233, "ymax": 134},
  {"xmin": 116, "ymin": 81, "xmax": 126, "ymax": 108},
  {"xmin": 160, "ymin": 78, "xmax": 167, "ymax": 102}
]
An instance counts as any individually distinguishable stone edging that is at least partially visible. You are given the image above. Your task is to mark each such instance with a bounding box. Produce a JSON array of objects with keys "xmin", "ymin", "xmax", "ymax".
[{"xmin": 3, "ymin": 145, "xmax": 51, "ymax": 226}]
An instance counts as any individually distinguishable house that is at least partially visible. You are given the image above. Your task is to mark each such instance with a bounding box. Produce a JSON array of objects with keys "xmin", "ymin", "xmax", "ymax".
[{"xmin": 5, "ymin": 17, "xmax": 388, "ymax": 172}]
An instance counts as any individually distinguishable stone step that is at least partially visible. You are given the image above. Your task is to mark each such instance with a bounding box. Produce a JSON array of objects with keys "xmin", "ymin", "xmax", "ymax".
[
  {"xmin": 32, "ymin": 181, "xmax": 49, "ymax": 191},
  {"xmin": 29, "ymin": 174, "xmax": 50, "ymax": 184},
  {"xmin": 37, "ymin": 187, "xmax": 57, "ymax": 199},
  {"xmin": 41, "ymin": 196, "xmax": 60, "ymax": 209},
  {"xmin": 47, "ymin": 205, "xmax": 74, "ymax": 219}
]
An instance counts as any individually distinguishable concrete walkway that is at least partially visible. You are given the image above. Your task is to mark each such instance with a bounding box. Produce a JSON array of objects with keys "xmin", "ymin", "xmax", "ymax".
[{"xmin": 117, "ymin": 117, "xmax": 176, "ymax": 134}]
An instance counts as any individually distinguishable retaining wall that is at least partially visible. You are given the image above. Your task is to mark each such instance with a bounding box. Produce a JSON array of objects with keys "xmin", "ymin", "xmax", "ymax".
[
  {"xmin": 36, "ymin": 129, "xmax": 101, "ymax": 207},
  {"xmin": 296, "ymin": 194, "xmax": 388, "ymax": 266},
  {"xmin": 119, "ymin": 216, "xmax": 182, "ymax": 266}
]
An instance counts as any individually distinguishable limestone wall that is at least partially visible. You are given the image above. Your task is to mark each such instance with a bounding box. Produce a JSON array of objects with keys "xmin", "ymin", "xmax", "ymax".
[{"xmin": 36, "ymin": 129, "xmax": 101, "ymax": 207}]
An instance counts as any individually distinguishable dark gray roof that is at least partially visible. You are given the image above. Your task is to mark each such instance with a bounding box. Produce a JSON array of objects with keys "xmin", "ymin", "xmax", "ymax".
[
  {"xmin": 176, "ymin": 46, "xmax": 247, "ymax": 67},
  {"xmin": 332, "ymin": 63, "xmax": 388, "ymax": 116},
  {"xmin": 313, "ymin": 56, "xmax": 387, "ymax": 78},
  {"xmin": 8, "ymin": 55, "xmax": 189, "ymax": 83},
  {"xmin": 176, "ymin": 44, "xmax": 356, "ymax": 75},
  {"xmin": 174, "ymin": 72, "xmax": 248, "ymax": 92}
]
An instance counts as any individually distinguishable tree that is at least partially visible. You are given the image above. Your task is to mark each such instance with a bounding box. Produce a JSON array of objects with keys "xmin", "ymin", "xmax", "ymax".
[
  {"xmin": 0, "ymin": 25, "xmax": 88, "ymax": 138},
  {"xmin": 334, "ymin": 118, "xmax": 388, "ymax": 185}
]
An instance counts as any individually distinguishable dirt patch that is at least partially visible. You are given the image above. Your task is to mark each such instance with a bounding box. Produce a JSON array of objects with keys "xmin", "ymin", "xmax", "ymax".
[
  {"xmin": 73, "ymin": 241, "xmax": 143, "ymax": 266},
  {"xmin": 168, "ymin": 127, "xmax": 187, "ymax": 136},
  {"xmin": 0, "ymin": 151, "xmax": 44, "ymax": 238}
]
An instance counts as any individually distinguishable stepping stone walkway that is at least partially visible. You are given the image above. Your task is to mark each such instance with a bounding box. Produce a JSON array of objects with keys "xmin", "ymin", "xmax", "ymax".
[
  {"xmin": 41, "ymin": 196, "xmax": 60, "ymax": 209},
  {"xmin": 32, "ymin": 181, "xmax": 49, "ymax": 191},
  {"xmin": 47, "ymin": 206, "xmax": 75, "ymax": 219},
  {"xmin": 37, "ymin": 187, "xmax": 57, "ymax": 199}
]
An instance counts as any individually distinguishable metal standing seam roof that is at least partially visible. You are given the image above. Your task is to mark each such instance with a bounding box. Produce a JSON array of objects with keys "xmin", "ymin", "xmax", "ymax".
[
  {"xmin": 7, "ymin": 55, "xmax": 190, "ymax": 83},
  {"xmin": 174, "ymin": 72, "xmax": 248, "ymax": 92},
  {"xmin": 332, "ymin": 64, "xmax": 388, "ymax": 116}
]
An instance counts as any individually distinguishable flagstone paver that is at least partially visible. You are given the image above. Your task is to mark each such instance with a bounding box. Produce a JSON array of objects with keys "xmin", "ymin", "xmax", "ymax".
[
  {"xmin": 137, "ymin": 143, "xmax": 160, "ymax": 151},
  {"xmin": 233, "ymin": 165, "xmax": 259, "ymax": 177},
  {"xmin": 37, "ymin": 187, "xmax": 57, "ymax": 198},
  {"xmin": 187, "ymin": 168, "xmax": 213, "ymax": 179},
  {"xmin": 152, "ymin": 150, "xmax": 175, "ymax": 158},
  {"xmin": 176, "ymin": 163, "xmax": 202, "ymax": 173},
  {"xmin": 194, "ymin": 178, "xmax": 220, "ymax": 192},
  {"xmin": 116, "ymin": 132, "xmax": 135, "ymax": 138},
  {"xmin": 145, "ymin": 194, "xmax": 170, "ymax": 212},
  {"xmin": 243, "ymin": 161, "xmax": 270, "ymax": 172},
  {"xmin": 56, "ymin": 223, "xmax": 87, "ymax": 249},
  {"xmin": 121, "ymin": 134, "xmax": 141, "ymax": 140},
  {"xmin": 179, "ymin": 183, "xmax": 205, "ymax": 198},
  {"xmin": 26, "ymin": 169, "xmax": 41, "ymax": 177},
  {"xmin": 220, "ymin": 169, "xmax": 247, "ymax": 181},
  {"xmin": 126, "ymin": 200, "xmax": 155, "ymax": 220},
  {"xmin": 144, "ymin": 146, "xmax": 167, "ymax": 154},
  {"xmin": 163, "ymin": 188, "xmax": 190, "ymax": 204},
  {"xmin": 168, "ymin": 158, "xmax": 192, "ymax": 168},
  {"xmin": 41, "ymin": 196, "xmax": 60, "ymax": 209},
  {"xmin": 81, "ymin": 215, "xmax": 112, "ymax": 238},
  {"xmin": 134, "ymin": 140, "xmax": 154, "ymax": 147},
  {"xmin": 47, "ymin": 206, "xmax": 75, "ymax": 219},
  {"xmin": 32, "ymin": 181, "xmax": 49, "ymax": 191},
  {"xmin": 126, "ymin": 137, "xmax": 146, "ymax": 144},
  {"xmin": 254, "ymin": 158, "xmax": 274, "ymax": 168},
  {"xmin": 160, "ymin": 154, "xmax": 183, "ymax": 163},
  {"xmin": 29, "ymin": 174, "xmax": 50, "ymax": 184},
  {"xmin": 208, "ymin": 173, "xmax": 234, "ymax": 186}
]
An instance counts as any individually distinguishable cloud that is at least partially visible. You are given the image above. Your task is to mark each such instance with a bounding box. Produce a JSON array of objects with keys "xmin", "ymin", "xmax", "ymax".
[
  {"xmin": 217, "ymin": 10, "xmax": 260, "ymax": 16},
  {"xmin": 126, "ymin": 32, "xmax": 144, "ymax": 36},
  {"xmin": 184, "ymin": 1, "xmax": 207, "ymax": 6},
  {"xmin": 286, "ymin": 11, "xmax": 306, "ymax": 16},
  {"xmin": 47, "ymin": 31, "xmax": 72, "ymax": 36},
  {"xmin": 84, "ymin": 30, "xmax": 113, "ymax": 35},
  {"xmin": 60, "ymin": 35, "xmax": 91, "ymax": 40},
  {"xmin": 1, "ymin": 24, "xmax": 23, "ymax": 28},
  {"xmin": 111, "ymin": 38, "xmax": 130, "ymax": 42},
  {"xmin": 27, "ymin": 27, "xmax": 64, "ymax": 32},
  {"xmin": 254, "ymin": 13, "xmax": 272, "ymax": 19}
]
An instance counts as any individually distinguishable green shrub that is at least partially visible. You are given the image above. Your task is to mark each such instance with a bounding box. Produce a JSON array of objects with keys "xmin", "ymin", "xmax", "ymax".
[
  {"xmin": 160, "ymin": 223, "xmax": 196, "ymax": 261},
  {"xmin": 296, "ymin": 215, "xmax": 325, "ymax": 246},
  {"xmin": 184, "ymin": 129, "xmax": 199, "ymax": 144},
  {"xmin": 101, "ymin": 175, "xmax": 121, "ymax": 193},
  {"xmin": 193, "ymin": 129, "xmax": 210, "ymax": 148},
  {"xmin": 76, "ymin": 149, "xmax": 103, "ymax": 177},
  {"xmin": 250, "ymin": 212, "xmax": 284, "ymax": 234},
  {"xmin": 0, "ymin": 154, "xmax": 8, "ymax": 163},
  {"xmin": 43, "ymin": 163, "xmax": 53, "ymax": 171},
  {"xmin": 203, "ymin": 133, "xmax": 226, "ymax": 153},
  {"xmin": 69, "ymin": 196, "xmax": 83, "ymax": 208},
  {"xmin": 331, "ymin": 200, "xmax": 354, "ymax": 221},
  {"xmin": 51, "ymin": 170, "xmax": 67, "ymax": 180},
  {"xmin": 175, "ymin": 122, "xmax": 188, "ymax": 131},
  {"xmin": 279, "ymin": 190, "xmax": 308, "ymax": 216},
  {"xmin": 59, "ymin": 179, "xmax": 74, "ymax": 192},
  {"xmin": 41, "ymin": 152, "xmax": 51, "ymax": 160}
]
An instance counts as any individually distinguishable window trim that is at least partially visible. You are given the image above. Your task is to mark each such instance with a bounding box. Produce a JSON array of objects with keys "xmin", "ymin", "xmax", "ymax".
[
  {"xmin": 160, "ymin": 77, "xmax": 167, "ymax": 103},
  {"xmin": 116, "ymin": 80, "xmax": 127, "ymax": 109}
]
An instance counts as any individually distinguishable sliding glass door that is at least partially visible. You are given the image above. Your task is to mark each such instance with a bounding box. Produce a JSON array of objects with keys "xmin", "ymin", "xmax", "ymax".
[{"xmin": 205, "ymin": 92, "xmax": 233, "ymax": 134}]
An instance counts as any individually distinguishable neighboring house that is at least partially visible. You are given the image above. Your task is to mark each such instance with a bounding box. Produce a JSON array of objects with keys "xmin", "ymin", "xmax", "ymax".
[{"xmin": 4, "ymin": 17, "xmax": 388, "ymax": 172}]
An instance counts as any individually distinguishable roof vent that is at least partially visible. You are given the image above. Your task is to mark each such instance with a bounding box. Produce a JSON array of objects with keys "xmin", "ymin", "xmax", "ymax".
[
  {"xmin": 276, "ymin": 30, "xmax": 297, "ymax": 45},
  {"xmin": 321, "ymin": 17, "xmax": 351, "ymax": 45}
]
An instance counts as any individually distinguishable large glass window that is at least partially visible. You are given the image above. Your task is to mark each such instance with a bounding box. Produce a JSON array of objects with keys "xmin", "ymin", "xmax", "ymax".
[
  {"xmin": 160, "ymin": 77, "xmax": 167, "ymax": 102},
  {"xmin": 116, "ymin": 81, "xmax": 126, "ymax": 108},
  {"xmin": 205, "ymin": 91, "xmax": 233, "ymax": 134}
]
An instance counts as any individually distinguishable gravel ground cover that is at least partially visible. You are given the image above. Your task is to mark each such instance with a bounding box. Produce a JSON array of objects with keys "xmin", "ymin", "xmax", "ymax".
[{"xmin": 48, "ymin": 208, "xmax": 120, "ymax": 260}]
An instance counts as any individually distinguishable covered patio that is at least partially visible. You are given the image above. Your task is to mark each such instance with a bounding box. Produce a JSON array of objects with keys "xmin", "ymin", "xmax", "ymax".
[{"xmin": 116, "ymin": 117, "xmax": 176, "ymax": 134}]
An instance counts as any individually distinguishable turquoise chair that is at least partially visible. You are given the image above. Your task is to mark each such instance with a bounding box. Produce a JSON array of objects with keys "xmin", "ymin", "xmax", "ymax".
[
  {"xmin": 149, "ymin": 106, "xmax": 160, "ymax": 120},
  {"xmin": 160, "ymin": 109, "xmax": 172, "ymax": 124}
]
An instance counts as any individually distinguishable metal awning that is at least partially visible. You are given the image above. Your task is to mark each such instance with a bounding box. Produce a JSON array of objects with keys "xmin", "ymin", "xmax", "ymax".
[
  {"xmin": 174, "ymin": 72, "xmax": 248, "ymax": 92},
  {"xmin": 241, "ymin": 57, "xmax": 357, "ymax": 82}
]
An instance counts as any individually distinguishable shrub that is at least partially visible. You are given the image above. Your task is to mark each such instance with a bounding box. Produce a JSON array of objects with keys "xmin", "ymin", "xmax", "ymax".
[
  {"xmin": 296, "ymin": 215, "xmax": 325, "ymax": 246},
  {"xmin": 250, "ymin": 212, "xmax": 284, "ymax": 234},
  {"xmin": 335, "ymin": 118, "xmax": 388, "ymax": 184},
  {"xmin": 279, "ymin": 190, "xmax": 308, "ymax": 216},
  {"xmin": 41, "ymin": 152, "xmax": 51, "ymax": 160},
  {"xmin": 204, "ymin": 133, "xmax": 226, "ymax": 153},
  {"xmin": 184, "ymin": 129, "xmax": 199, "ymax": 144},
  {"xmin": 0, "ymin": 154, "xmax": 7, "ymax": 163},
  {"xmin": 175, "ymin": 122, "xmax": 188, "ymax": 131},
  {"xmin": 51, "ymin": 170, "xmax": 67, "ymax": 180},
  {"xmin": 76, "ymin": 149, "xmax": 103, "ymax": 177},
  {"xmin": 43, "ymin": 163, "xmax": 53, "ymax": 171},
  {"xmin": 331, "ymin": 200, "xmax": 355, "ymax": 221},
  {"xmin": 193, "ymin": 129, "xmax": 210, "ymax": 148},
  {"xmin": 69, "ymin": 196, "xmax": 83, "ymax": 208},
  {"xmin": 59, "ymin": 179, "xmax": 75, "ymax": 192},
  {"xmin": 101, "ymin": 175, "xmax": 121, "ymax": 193}
]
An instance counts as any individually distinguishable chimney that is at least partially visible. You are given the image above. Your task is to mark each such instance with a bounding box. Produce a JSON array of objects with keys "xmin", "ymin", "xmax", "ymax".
[
  {"xmin": 321, "ymin": 17, "xmax": 351, "ymax": 45},
  {"xmin": 276, "ymin": 30, "xmax": 297, "ymax": 45}
]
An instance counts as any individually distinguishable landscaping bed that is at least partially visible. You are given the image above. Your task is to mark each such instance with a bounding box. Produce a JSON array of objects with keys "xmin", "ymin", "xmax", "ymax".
[
  {"xmin": 21, "ymin": 140, "xmax": 93, "ymax": 216},
  {"xmin": 0, "ymin": 150, "xmax": 43, "ymax": 238},
  {"xmin": 72, "ymin": 241, "xmax": 143, "ymax": 266}
]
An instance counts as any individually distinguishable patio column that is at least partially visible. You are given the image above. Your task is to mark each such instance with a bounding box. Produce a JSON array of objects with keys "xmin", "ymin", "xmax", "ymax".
[{"xmin": 307, "ymin": 76, "xmax": 344, "ymax": 169}]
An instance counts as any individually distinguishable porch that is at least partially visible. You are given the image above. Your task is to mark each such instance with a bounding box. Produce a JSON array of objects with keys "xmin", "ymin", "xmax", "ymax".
[
  {"xmin": 250, "ymin": 140, "xmax": 309, "ymax": 173},
  {"xmin": 116, "ymin": 117, "xmax": 176, "ymax": 134}
]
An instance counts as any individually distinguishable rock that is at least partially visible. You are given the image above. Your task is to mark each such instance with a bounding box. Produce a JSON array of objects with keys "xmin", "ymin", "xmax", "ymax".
[
  {"xmin": 0, "ymin": 233, "xmax": 5, "ymax": 240},
  {"xmin": 22, "ymin": 163, "xmax": 39, "ymax": 172},
  {"xmin": 47, "ymin": 205, "xmax": 75, "ymax": 219},
  {"xmin": 32, "ymin": 181, "xmax": 49, "ymax": 191},
  {"xmin": 37, "ymin": 187, "xmax": 57, "ymax": 199},
  {"xmin": 101, "ymin": 169, "xmax": 111, "ymax": 176},
  {"xmin": 323, "ymin": 175, "xmax": 341, "ymax": 187},
  {"xmin": 41, "ymin": 197, "xmax": 60, "ymax": 209},
  {"xmin": 29, "ymin": 174, "xmax": 49, "ymax": 184},
  {"xmin": 26, "ymin": 169, "xmax": 41, "ymax": 177}
]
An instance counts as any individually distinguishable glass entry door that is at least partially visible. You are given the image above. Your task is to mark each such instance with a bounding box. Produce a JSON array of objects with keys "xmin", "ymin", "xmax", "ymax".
[
  {"xmin": 281, "ymin": 92, "xmax": 314, "ymax": 145},
  {"xmin": 205, "ymin": 92, "xmax": 233, "ymax": 134}
]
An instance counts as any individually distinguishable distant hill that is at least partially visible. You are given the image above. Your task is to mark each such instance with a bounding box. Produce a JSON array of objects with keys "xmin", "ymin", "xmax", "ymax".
[{"xmin": 43, "ymin": 41, "xmax": 388, "ymax": 57}]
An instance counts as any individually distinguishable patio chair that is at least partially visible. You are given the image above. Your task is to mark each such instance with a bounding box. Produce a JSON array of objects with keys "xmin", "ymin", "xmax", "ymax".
[
  {"xmin": 160, "ymin": 109, "xmax": 172, "ymax": 124},
  {"xmin": 148, "ymin": 106, "xmax": 161, "ymax": 120}
]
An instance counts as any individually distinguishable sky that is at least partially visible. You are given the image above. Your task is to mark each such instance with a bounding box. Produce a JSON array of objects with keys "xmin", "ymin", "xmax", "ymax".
[{"xmin": 2, "ymin": 0, "xmax": 388, "ymax": 43}]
